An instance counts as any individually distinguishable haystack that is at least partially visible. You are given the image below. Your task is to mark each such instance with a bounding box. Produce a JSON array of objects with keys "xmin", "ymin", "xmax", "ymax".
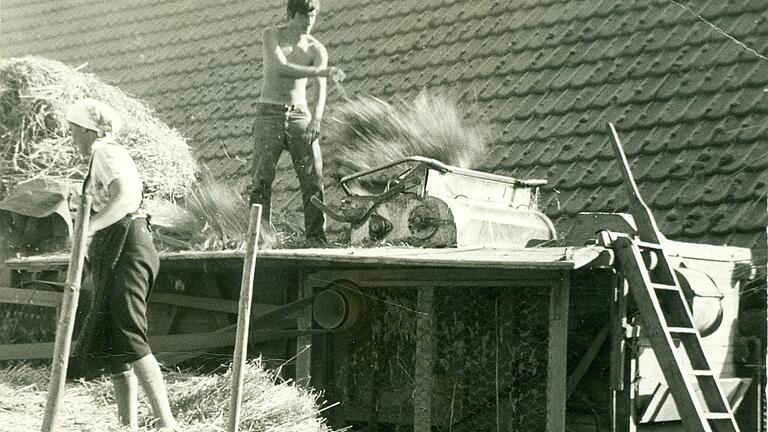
[
  {"xmin": 324, "ymin": 92, "xmax": 488, "ymax": 180},
  {"xmin": 0, "ymin": 359, "xmax": 341, "ymax": 431},
  {"xmin": 0, "ymin": 56, "xmax": 196, "ymax": 200}
]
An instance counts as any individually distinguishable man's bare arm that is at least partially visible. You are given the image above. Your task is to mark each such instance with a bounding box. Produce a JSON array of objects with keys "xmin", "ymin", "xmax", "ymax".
[
  {"xmin": 263, "ymin": 28, "xmax": 333, "ymax": 78},
  {"xmin": 309, "ymin": 42, "xmax": 328, "ymax": 135}
]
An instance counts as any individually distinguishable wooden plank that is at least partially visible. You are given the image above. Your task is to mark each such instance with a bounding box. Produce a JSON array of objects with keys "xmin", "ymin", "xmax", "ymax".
[
  {"xmin": 566, "ymin": 323, "xmax": 609, "ymax": 399},
  {"xmin": 0, "ymin": 287, "xmax": 282, "ymax": 317},
  {"xmin": 0, "ymin": 329, "xmax": 331, "ymax": 361},
  {"xmin": 610, "ymin": 278, "xmax": 628, "ymax": 391},
  {"xmin": 547, "ymin": 273, "xmax": 570, "ymax": 432},
  {"xmin": 295, "ymin": 270, "xmax": 313, "ymax": 385},
  {"xmin": 639, "ymin": 378, "xmax": 751, "ymax": 423},
  {"xmin": 308, "ymin": 268, "xmax": 560, "ymax": 286},
  {"xmin": 611, "ymin": 278, "xmax": 637, "ymax": 432},
  {"xmin": 259, "ymin": 246, "xmax": 602, "ymax": 270},
  {"xmin": 0, "ymin": 341, "xmax": 53, "ymax": 360},
  {"xmin": 607, "ymin": 123, "xmax": 664, "ymax": 244},
  {"xmin": 414, "ymin": 285, "xmax": 434, "ymax": 432},
  {"xmin": 5, "ymin": 246, "xmax": 605, "ymax": 272},
  {"xmin": 0, "ymin": 286, "xmax": 62, "ymax": 308}
]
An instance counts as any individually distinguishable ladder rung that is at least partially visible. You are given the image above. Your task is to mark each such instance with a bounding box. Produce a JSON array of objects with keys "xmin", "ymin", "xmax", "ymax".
[
  {"xmin": 690, "ymin": 369, "xmax": 715, "ymax": 377},
  {"xmin": 653, "ymin": 283, "xmax": 680, "ymax": 291},
  {"xmin": 635, "ymin": 240, "xmax": 663, "ymax": 250},
  {"xmin": 705, "ymin": 412, "xmax": 734, "ymax": 420},
  {"xmin": 667, "ymin": 326, "xmax": 697, "ymax": 335}
]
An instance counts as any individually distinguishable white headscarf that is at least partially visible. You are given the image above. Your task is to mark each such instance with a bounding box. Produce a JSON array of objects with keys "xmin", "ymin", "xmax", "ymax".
[{"xmin": 65, "ymin": 98, "xmax": 122, "ymax": 137}]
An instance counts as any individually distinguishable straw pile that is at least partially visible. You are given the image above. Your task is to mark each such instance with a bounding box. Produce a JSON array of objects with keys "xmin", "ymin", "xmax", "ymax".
[
  {"xmin": 145, "ymin": 173, "xmax": 254, "ymax": 251},
  {"xmin": 324, "ymin": 91, "xmax": 488, "ymax": 180},
  {"xmin": 0, "ymin": 56, "xmax": 196, "ymax": 200},
  {"xmin": 0, "ymin": 359, "xmax": 341, "ymax": 431}
]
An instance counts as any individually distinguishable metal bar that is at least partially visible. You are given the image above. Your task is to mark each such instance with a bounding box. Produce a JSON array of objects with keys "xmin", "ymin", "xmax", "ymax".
[
  {"xmin": 340, "ymin": 156, "xmax": 546, "ymax": 195},
  {"xmin": 41, "ymin": 194, "xmax": 91, "ymax": 432},
  {"xmin": 227, "ymin": 204, "xmax": 262, "ymax": 432}
]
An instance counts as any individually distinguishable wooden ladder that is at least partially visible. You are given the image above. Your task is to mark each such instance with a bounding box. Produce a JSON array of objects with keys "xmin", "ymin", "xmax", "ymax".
[
  {"xmin": 612, "ymin": 235, "xmax": 739, "ymax": 432},
  {"xmin": 606, "ymin": 123, "xmax": 739, "ymax": 432}
]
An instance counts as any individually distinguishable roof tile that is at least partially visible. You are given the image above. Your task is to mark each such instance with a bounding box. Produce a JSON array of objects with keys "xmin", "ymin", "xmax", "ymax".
[{"xmin": 4, "ymin": 0, "xmax": 766, "ymax": 251}]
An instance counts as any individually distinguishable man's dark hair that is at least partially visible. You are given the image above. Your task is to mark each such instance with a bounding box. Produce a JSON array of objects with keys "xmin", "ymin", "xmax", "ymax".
[{"xmin": 287, "ymin": 0, "xmax": 319, "ymax": 18}]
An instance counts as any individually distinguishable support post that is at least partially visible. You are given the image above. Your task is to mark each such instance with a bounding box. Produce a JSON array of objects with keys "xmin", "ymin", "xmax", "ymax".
[
  {"xmin": 41, "ymin": 194, "xmax": 91, "ymax": 432},
  {"xmin": 547, "ymin": 272, "xmax": 570, "ymax": 432},
  {"xmin": 611, "ymin": 277, "xmax": 637, "ymax": 432},
  {"xmin": 295, "ymin": 270, "xmax": 314, "ymax": 385},
  {"xmin": 414, "ymin": 285, "xmax": 435, "ymax": 432},
  {"xmin": 227, "ymin": 204, "xmax": 262, "ymax": 432}
]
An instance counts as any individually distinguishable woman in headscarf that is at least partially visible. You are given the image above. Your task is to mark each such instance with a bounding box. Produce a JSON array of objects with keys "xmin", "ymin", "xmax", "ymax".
[{"xmin": 67, "ymin": 98, "xmax": 176, "ymax": 431}]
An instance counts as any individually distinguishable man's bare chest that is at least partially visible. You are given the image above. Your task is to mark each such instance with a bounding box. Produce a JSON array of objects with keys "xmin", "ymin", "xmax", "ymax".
[{"xmin": 279, "ymin": 40, "xmax": 314, "ymax": 66}]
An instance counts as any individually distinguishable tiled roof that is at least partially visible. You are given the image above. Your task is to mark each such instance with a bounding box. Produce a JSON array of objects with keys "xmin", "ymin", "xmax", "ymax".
[{"xmin": 2, "ymin": 0, "xmax": 767, "ymax": 251}]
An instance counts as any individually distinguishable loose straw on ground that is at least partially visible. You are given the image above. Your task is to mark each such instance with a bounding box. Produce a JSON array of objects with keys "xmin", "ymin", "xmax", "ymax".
[
  {"xmin": 41, "ymin": 194, "xmax": 91, "ymax": 432},
  {"xmin": 228, "ymin": 204, "xmax": 262, "ymax": 432}
]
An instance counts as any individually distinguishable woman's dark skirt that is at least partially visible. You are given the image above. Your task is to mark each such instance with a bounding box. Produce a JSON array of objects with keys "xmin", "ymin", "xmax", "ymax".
[{"xmin": 74, "ymin": 216, "xmax": 159, "ymax": 375}]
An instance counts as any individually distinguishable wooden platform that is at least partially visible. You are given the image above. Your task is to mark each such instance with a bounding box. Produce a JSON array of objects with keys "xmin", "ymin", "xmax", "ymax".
[
  {"xmin": 4, "ymin": 244, "xmax": 606, "ymax": 272},
  {"xmin": 1, "ymin": 244, "xmax": 607, "ymax": 432}
]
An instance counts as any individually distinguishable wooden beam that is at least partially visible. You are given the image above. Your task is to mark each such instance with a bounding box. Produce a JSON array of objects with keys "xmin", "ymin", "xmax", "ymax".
[
  {"xmin": 5, "ymin": 245, "xmax": 605, "ymax": 272},
  {"xmin": 295, "ymin": 270, "xmax": 314, "ymax": 386},
  {"xmin": 0, "ymin": 341, "xmax": 53, "ymax": 360},
  {"xmin": 307, "ymin": 268, "xmax": 560, "ymax": 286},
  {"xmin": 0, "ymin": 287, "xmax": 285, "ymax": 318},
  {"xmin": 414, "ymin": 285, "xmax": 434, "ymax": 432},
  {"xmin": 0, "ymin": 286, "xmax": 62, "ymax": 308},
  {"xmin": 566, "ymin": 323, "xmax": 609, "ymax": 399},
  {"xmin": 0, "ymin": 329, "xmax": 332, "ymax": 361},
  {"xmin": 547, "ymin": 273, "xmax": 570, "ymax": 432}
]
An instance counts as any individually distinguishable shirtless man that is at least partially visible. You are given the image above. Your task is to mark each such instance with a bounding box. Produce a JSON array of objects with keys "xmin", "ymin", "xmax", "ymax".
[{"xmin": 250, "ymin": 0, "xmax": 345, "ymax": 245}]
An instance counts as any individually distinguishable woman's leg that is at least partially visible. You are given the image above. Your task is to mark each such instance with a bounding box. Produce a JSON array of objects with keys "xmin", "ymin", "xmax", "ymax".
[
  {"xmin": 108, "ymin": 220, "xmax": 175, "ymax": 429},
  {"xmin": 111, "ymin": 369, "xmax": 138, "ymax": 430},
  {"xmin": 132, "ymin": 353, "xmax": 176, "ymax": 429}
]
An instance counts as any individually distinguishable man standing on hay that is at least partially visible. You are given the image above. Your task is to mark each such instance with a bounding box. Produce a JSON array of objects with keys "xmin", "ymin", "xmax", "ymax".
[
  {"xmin": 67, "ymin": 99, "xmax": 176, "ymax": 431},
  {"xmin": 250, "ymin": 0, "xmax": 345, "ymax": 245}
]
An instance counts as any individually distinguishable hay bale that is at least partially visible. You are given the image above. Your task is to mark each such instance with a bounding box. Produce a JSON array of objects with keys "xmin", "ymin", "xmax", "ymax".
[
  {"xmin": 324, "ymin": 91, "xmax": 488, "ymax": 180},
  {"xmin": 166, "ymin": 359, "xmax": 337, "ymax": 431},
  {"xmin": 0, "ymin": 56, "xmax": 196, "ymax": 200},
  {"xmin": 0, "ymin": 359, "xmax": 340, "ymax": 431}
]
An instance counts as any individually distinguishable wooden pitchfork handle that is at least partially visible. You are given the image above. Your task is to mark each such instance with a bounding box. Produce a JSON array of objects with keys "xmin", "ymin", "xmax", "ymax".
[{"xmin": 41, "ymin": 193, "xmax": 92, "ymax": 432}]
